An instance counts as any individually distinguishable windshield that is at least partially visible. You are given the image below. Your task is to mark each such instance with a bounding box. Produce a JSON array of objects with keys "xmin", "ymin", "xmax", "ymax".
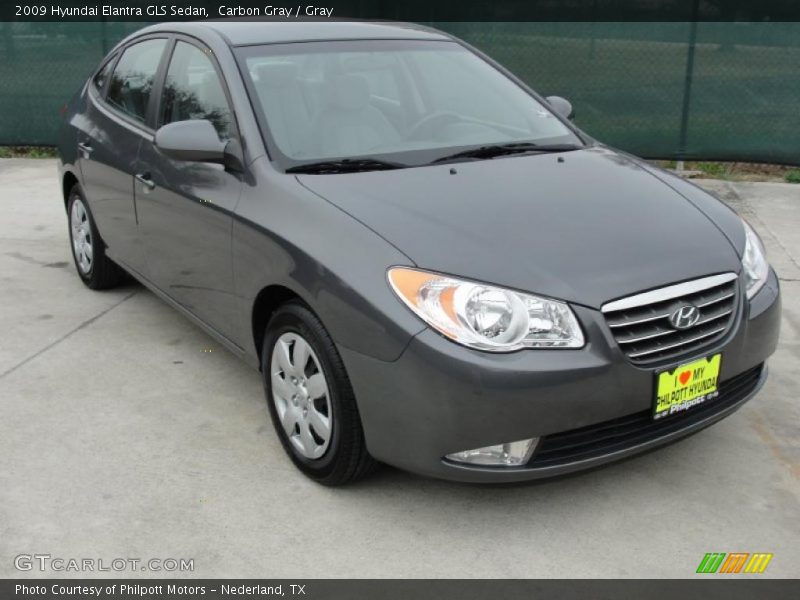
[{"xmin": 237, "ymin": 39, "xmax": 582, "ymax": 168}]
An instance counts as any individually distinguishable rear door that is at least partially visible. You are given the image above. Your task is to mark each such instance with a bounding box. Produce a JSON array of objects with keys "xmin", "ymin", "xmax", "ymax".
[
  {"xmin": 78, "ymin": 37, "xmax": 169, "ymax": 275},
  {"xmin": 134, "ymin": 37, "xmax": 244, "ymax": 339}
]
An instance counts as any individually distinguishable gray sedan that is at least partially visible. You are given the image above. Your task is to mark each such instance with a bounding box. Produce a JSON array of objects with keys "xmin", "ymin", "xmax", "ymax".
[{"xmin": 57, "ymin": 21, "xmax": 781, "ymax": 484}]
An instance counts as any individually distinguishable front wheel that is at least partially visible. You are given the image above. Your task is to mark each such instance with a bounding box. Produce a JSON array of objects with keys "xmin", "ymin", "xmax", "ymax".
[{"xmin": 262, "ymin": 302, "xmax": 377, "ymax": 485}]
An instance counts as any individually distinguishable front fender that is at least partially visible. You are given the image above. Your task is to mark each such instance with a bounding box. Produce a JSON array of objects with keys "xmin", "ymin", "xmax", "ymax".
[{"xmin": 232, "ymin": 157, "xmax": 426, "ymax": 364}]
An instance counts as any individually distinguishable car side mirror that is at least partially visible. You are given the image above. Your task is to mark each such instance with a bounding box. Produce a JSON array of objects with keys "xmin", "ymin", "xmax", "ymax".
[
  {"xmin": 546, "ymin": 96, "xmax": 575, "ymax": 121},
  {"xmin": 155, "ymin": 120, "xmax": 227, "ymax": 164}
]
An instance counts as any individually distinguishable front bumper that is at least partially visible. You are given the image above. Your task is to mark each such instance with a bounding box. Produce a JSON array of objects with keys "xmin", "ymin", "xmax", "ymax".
[{"xmin": 340, "ymin": 270, "xmax": 781, "ymax": 483}]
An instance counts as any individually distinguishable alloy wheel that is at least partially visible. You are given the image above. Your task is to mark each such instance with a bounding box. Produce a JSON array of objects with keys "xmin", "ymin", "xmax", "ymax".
[
  {"xmin": 270, "ymin": 332, "xmax": 332, "ymax": 459},
  {"xmin": 70, "ymin": 198, "xmax": 93, "ymax": 274}
]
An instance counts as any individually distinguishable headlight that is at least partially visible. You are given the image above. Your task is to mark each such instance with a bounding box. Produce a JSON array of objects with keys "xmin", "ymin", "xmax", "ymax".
[
  {"xmin": 388, "ymin": 267, "xmax": 584, "ymax": 351},
  {"xmin": 741, "ymin": 219, "xmax": 769, "ymax": 299}
]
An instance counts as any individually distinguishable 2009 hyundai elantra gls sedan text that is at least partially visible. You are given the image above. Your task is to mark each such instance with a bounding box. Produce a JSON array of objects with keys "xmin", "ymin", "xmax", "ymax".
[{"xmin": 58, "ymin": 21, "xmax": 781, "ymax": 485}]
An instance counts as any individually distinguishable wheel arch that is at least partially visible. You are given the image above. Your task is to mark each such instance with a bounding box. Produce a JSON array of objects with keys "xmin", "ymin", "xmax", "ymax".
[
  {"xmin": 251, "ymin": 284, "xmax": 310, "ymax": 368},
  {"xmin": 62, "ymin": 170, "xmax": 79, "ymax": 212}
]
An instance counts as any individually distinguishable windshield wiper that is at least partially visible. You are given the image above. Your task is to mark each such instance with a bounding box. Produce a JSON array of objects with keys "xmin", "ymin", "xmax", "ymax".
[
  {"xmin": 432, "ymin": 142, "xmax": 582, "ymax": 164},
  {"xmin": 286, "ymin": 158, "xmax": 407, "ymax": 174}
]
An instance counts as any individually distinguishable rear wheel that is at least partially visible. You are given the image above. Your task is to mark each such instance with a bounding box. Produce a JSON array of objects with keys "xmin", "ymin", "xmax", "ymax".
[
  {"xmin": 262, "ymin": 301, "xmax": 377, "ymax": 485},
  {"xmin": 67, "ymin": 184, "xmax": 125, "ymax": 290}
]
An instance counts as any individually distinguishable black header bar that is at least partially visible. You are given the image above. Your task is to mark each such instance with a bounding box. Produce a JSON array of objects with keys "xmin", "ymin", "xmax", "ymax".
[{"xmin": 4, "ymin": 0, "xmax": 800, "ymax": 22}]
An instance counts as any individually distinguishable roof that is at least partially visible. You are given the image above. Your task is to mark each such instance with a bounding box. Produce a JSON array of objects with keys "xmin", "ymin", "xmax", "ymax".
[{"xmin": 199, "ymin": 20, "xmax": 450, "ymax": 46}]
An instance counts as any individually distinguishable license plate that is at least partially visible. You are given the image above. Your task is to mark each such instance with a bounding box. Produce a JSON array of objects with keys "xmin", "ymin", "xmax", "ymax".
[{"xmin": 654, "ymin": 354, "xmax": 722, "ymax": 420}]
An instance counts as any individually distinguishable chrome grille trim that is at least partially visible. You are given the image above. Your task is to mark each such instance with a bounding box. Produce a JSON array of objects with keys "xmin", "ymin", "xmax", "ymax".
[
  {"xmin": 617, "ymin": 328, "xmax": 675, "ymax": 345},
  {"xmin": 601, "ymin": 272, "xmax": 738, "ymax": 313},
  {"xmin": 627, "ymin": 326, "xmax": 727, "ymax": 358},
  {"xmin": 601, "ymin": 273, "xmax": 739, "ymax": 364},
  {"xmin": 695, "ymin": 308, "xmax": 733, "ymax": 326},
  {"xmin": 697, "ymin": 292, "xmax": 735, "ymax": 308},
  {"xmin": 607, "ymin": 312, "xmax": 672, "ymax": 328}
]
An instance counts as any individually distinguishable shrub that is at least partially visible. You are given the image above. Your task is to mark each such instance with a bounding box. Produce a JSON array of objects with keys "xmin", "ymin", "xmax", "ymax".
[{"xmin": 785, "ymin": 170, "xmax": 800, "ymax": 184}]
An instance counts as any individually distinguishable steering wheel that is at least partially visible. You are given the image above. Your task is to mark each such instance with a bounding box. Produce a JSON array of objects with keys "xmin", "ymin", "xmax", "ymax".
[{"xmin": 406, "ymin": 111, "xmax": 463, "ymax": 141}]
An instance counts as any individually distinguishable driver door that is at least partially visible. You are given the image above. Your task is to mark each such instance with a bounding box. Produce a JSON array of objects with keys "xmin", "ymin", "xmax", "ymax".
[{"xmin": 134, "ymin": 38, "xmax": 244, "ymax": 340}]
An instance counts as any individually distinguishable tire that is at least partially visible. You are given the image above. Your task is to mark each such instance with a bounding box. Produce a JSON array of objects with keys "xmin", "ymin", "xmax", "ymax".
[
  {"xmin": 67, "ymin": 184, "xmax": 125, "ymax": 290},
  {"xmin": 262, "ymin": 301, "xmax": 377, "ymax": 485}
]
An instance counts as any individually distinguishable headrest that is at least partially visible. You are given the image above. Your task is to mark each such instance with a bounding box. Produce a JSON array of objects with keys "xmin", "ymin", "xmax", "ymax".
[
  {"xmin": 253, "ymin": 62, "xmax": 299, "ymax": 88},
  {"xmin": 328, "ymin": 73, "xmax": 370, "ymax": 110}
]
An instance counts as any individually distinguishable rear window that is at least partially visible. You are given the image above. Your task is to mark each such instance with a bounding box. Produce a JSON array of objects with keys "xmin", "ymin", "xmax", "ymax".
[
  {"xmin": 106, "ymin": 38, "xmax": 167, "ymax": 123},
  {"xmin": 93, "ymin": 55, "xmax": 116, "ymax": 93}
]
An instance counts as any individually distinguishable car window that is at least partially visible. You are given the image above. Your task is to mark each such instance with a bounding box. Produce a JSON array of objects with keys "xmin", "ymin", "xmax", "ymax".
[
  {"xmin": 364, "ymin": 69, "xmax": 400, "ymax": 102},
  {"xmin": 240, "ymin": 40, "xmax": 580, "ymax": 164},
  {"xmin": 160, "ymin": 41, "xmax": 233, "ymax": 140},
  {"xmin": 340, "ymin": 53, "xmax": 403, "ymax": 103},
  {"xmin": 106, "ymin": 39, "xmax": 167, "ymax": 124},
  {"xmin": 93, "ymin": 54, "xmax": 116, "ymax": 93},
  {"xmin": 414, "ymin": 51, "xmax": 531, "ymax": 131}
]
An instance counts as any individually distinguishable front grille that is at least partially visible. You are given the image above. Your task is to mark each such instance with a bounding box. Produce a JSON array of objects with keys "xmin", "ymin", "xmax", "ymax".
[
  {"xmin": 602, "ymin": 273, "xmax": 740, "ymax": 364},
  {"xmin": 528, "ymin": 365, "xmax": 763, "ymax": 468}
]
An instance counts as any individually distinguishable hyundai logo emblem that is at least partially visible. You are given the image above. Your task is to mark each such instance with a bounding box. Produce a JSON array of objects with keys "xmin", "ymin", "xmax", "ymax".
[{"xmin": 670, "ymin": 304, "xmax": 701, "ymax": 330}]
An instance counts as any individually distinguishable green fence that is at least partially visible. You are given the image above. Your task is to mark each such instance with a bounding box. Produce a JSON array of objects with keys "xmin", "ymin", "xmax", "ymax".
[
  {"xmin": 1, "ymin": 21, "xmax": 799, "ymax": 164},
  {"xmin": 0, "ymin": 22, "xmax": 145, "ymax": 145}
]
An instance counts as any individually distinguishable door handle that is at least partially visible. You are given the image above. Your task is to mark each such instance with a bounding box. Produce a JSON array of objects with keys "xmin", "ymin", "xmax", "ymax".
[
  {"xmin": 135, "ymin": 172, "xmax": 155, "ymax": 190},
  {"xmin": 77, "ymin": 141, "xmax": 93, "ymax": 159}
]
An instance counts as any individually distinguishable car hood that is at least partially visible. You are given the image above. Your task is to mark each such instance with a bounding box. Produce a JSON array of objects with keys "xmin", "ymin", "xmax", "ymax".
[{"xmin": 297, "ymin": 147, "xmax": 742, "ymax": 309}]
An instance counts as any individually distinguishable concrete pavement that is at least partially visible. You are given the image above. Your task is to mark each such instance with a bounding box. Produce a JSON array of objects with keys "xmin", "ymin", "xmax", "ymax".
[{"xmin": 0, "ymin": 159, "xmax": 798, "ymax": 578}]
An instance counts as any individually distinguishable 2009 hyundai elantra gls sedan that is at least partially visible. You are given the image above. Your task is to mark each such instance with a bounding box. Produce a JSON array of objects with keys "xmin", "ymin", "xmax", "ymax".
[{"xmin": 58, "ymin": 21, "xmax": 781, "ymax": 485}]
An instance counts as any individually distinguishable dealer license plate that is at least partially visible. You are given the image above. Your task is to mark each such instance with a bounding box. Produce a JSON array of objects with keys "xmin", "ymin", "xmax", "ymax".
[{"xmin": 654, "ymin": 354, "xmax": 722, "ymax": 420}]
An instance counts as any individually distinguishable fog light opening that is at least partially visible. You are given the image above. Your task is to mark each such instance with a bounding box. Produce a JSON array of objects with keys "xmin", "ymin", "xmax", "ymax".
[{"xmin": 446, "ymin": 438, "xmax": 539, "ymax": 467}]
